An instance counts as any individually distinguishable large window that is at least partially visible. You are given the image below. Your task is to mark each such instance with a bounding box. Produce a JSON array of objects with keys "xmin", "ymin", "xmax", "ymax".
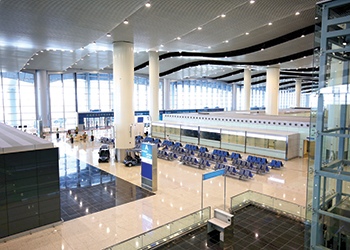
[{"xmin": 0, "ymin": 72, "xmax": 35, "ymax": 129}]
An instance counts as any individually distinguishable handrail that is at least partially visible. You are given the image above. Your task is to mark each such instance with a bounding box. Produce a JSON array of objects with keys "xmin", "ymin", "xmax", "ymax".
[
  {"xmin": 231, "ymin": 190, "xmax": 307, "ymax": 221},
  {"xmin": 103, "ymin": 206, "xmax": 211, "ymax": 250}
]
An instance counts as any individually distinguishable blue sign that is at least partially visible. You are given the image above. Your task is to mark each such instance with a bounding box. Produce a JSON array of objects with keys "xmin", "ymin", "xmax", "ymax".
[
  {"xmin": 203, "ymin": 169, "xmax": 225, "ymax": 181},
  {"xmin": 141, "ymin": 162, "xmax": 153, "ymax": 180},
  {"xmin": 141, "ymin": 143, "xmax": 153, "ymax": 164},
  {"xmin": 138, "ymin": 117, "xmax": 144, "ymax": 123}
]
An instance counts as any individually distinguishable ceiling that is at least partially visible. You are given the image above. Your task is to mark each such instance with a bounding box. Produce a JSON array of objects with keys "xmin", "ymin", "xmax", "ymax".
[{"xmin": 0, "ymin": 0, "xmax": 319, "ymax": 92}]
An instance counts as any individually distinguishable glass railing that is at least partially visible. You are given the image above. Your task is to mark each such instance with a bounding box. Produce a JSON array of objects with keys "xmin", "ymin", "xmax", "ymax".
[
  {"xmin": 231, "ymin": 190, "xmax": 307, "ymax": 222},
  {"xmin": 104, "ymin": 207, "xmax": 211, "ymax": 250}
]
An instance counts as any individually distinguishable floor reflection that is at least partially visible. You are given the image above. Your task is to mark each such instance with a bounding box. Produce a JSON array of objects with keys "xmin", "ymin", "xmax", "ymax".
[{"xmin": 59, "ymin": 155, "xmax": 154, "ymax": 221}]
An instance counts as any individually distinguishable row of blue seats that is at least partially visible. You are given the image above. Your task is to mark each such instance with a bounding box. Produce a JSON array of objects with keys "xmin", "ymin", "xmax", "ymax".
[
  {"xmin": 198, "ymin": 152, "xmax": 215, "ymax": 161},
  {"xmin": 173, "ymin": 142, "xmax": 182, "ymax": 147},
  {"xmin": 247, "ymin": 155, "xmax": 268, "ymax": 165},
  {"xmin": 184, "ymin": 144, "xmax": 199, "ymax": 151},
  {"xmin": 198, "ymin": 147, "xmax": 209, "ymax": 153},
  {"xmin": 229, "ymin": 153, "xmax": 242, "ymax": 159},
  {"xmin": 184, "ymin": 149, "xmax": 195, "ymax": 156},
  {"xmin": 179, "ymin": 156, "xmax": 210, "ymax": 169},
  {"xmin": 213, "ymin": 149, "xmax": 229, "ymax": 157},
  {"xmin": 232, "ymin": 159, "xmax": 270, "ymax": 174},
  {"xmin": 157, "ymin": 150, "xmax": 178, "ymax": 161},
  {"xmin": 172, "ymin": 147, "xmax": 185, "ymax": 154},
  {"xmin": 135, "ymin": 135, "xmax": 143, "ymax": 140},
  {"xmin": 214, "ymin": 163, "xmax": 254, "ymax": 179},
  {"xmin": 270, "ymin": 160, "xmax": 283, "ymax": 168},
  {"xmin": 162, "ymin": 140, "xmax": 174, "ymax": 147},
  {"xmin": 143, "ymin": 137, "xmax": 154, "ymax": 142}
]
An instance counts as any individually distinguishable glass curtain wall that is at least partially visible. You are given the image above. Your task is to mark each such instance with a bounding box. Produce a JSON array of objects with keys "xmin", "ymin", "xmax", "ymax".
[
  {"xmin": 169, "ymin": 79, "xmax": 233, "ymax": 110},
  {"xmin": 0, "ymin": 72, "xmax": 35, "ymax": 129}
]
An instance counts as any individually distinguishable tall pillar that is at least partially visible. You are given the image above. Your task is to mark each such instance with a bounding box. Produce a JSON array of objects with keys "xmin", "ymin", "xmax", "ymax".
[
  {"xmin": 113, "ymin": 41, "xmax": 135, "ymax": 162},
  {"xmin": 163, "ymin": 78, "xmax": 170, "ymax": 110},
  {"xmin": 35, "ymin": 70, "xmax": 50, "ymax": 128},
  {"xmin": 149, "ymin": 51, "xmax": 159, "ymax": 121},
  {"xmin": 295, "ymin": 79, "xmax": 301, "ymax": 107},
  {"xmin": 265, "ymin": 67, "xmax": 280, "ymax": 115},
  {"xmin": 232, "ymin": 84, "xmax": 237, "ymax": 111},
  {"xmin": 243, "ymin": 68, "xmax": 251, "ymax": 111}
]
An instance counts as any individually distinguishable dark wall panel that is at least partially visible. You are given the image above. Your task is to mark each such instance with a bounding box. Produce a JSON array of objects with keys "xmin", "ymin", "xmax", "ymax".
[{"xmin": 0, "ymin": 147, "xmax": 60, "ymax": 239}]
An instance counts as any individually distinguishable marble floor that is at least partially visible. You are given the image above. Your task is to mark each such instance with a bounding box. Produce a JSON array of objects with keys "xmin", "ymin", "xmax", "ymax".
[
  {"xmin": 156, "ymin": 205, "xmax": 309, "ymax": 250},
  {"xmin": 0, "ymin": 129, "xmax": 309, "ymax": 250}
]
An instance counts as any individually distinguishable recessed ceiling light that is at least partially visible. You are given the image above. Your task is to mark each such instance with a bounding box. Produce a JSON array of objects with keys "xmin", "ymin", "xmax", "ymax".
[
  {"xmin": 250, "ymin": 0, "xmax": 255, "ymax": 3},
  {"xmin": 40, "ymin": 50, "xmax": 44, "ymax": 53},
  {"xmin": 343, "ymin": 42, "xmax": 347, "ymax": 45},
  {"xmin": 106, "ymin": 33, "xmax": 111, "ymax": 37},
  {"xmin": 245, "ymin": 32, "xmax": 249, "ymax": 35},
  {"xmin": 221, "ymin": 14, "xmax": 226, "ymax": 18},
  {"xmin": 27, "ymin": 63, "xmax": 30, "ymax": 65},
  {"xmin": 35, "ymin": 53, "xmax": 39, "ymax": 55},
  {"xmin": 176, "ymin": 37, "xmax": 181, "ymax": 40},
  {"xmin": 23, "ymin": 68, "xmax": 26, "ymax": 70},
  {"xmin": 87, "ymin": 54, "xmax": 90, "ymax": 56},
  {"xmin": 30, "ymin": 58, "xmax": 34, "ymax": 60},
  {"xmin": 123, "ymin": 19, "xmax": 129, "ymax": 24},
  {"xmin": 70, "ymin": 50, "xmax": 73, "ymax": 52},
  {"xmin": 268, "ymin": 22, "xmax": 272, "ymax": 25},
  {"xmin": 81, "ymin": 58, "xmax": 84, "ymax": 60},
  {"xmin": 261, "ymin": 48, "xmax": 264, "ymax": 51},
  {"xmin": 160, "ymin": 44, "xmax": 164, "ymax": 47},
  {"xmin": 145, "ymin": 2, "xmax": 151, "ymax": 7},
  {"xmin": 198, "ymin": 26, "xmax": 202, "ymax": 30},
  {"xmin": 224, "ymin": 40, "xmax": 229, "ymax": 43},
  {"xmin": 295, "ymin": 12, "xmax": 300, "ymax": 15},
  {"xmin": 301, "ymin": 34, "xmax": 305, "ymax": 37},
  {"xmin": 208, "ymin": 46, "xmax": 211, "ymax": 49},
  {"xmin": 315, "ymin": 17, "xmax": 318, "ymax": 20}
]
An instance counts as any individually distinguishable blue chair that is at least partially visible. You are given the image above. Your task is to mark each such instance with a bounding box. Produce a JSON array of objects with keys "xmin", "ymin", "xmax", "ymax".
[
  {"xmin": 247, "ymin": 155, "xmax": 252, "ymax": 162},
  {"xmin": 252, "ymin": 156, "xmax": 257, "ymax": 163}
]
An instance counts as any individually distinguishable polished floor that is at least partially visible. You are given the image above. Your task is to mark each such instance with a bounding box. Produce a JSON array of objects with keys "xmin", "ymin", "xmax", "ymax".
[
  {"xmin": 155, "ymin": 205, "xmax": 308, "ymax": 250},
  {"xmin": 59, "ymin": 155, "xmax": 154, "ymax": 221},
  {"xmin": 0, "ymin": 129, "xmax": 310, "ymax": 250}
]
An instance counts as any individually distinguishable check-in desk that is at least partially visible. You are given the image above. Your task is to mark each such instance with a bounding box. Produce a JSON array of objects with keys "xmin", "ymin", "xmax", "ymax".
[{"xmin": 207, "ymin": 209, "xmax": 234, "ymax": 242}]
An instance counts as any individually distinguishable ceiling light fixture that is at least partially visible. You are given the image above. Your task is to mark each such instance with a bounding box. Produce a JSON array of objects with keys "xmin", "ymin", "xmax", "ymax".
[
  {"xmin": 245, "ymin": 32, "xmax": 249, "ymax": 35},
  {"xmin": 208, "ymin": 46, "xmax": 211, "ymax": 49},
  {"xmin": 343, "ymin": 42, "xmax": 347, "ymax": 46},
  {"xmin": 198, "ymin": 26, "xmax": 202, "ymax": 30},
  {"xmin": 30, "ymin": 58, "xmax": 34, "ymax": 60},
  {"xmin": 106, "ymin": 33, "xmax": 111, "ymax": 37},
  {"xmin": 224, "ymin": 40, "xmax": 229, "ymax": 43},
  {"xmin": 123, "ymin": 19, "xmax": 129, "ymax": 24},
  {"xmin": 35, "ymin": 53, "xmax": 39, "ymax": 55},
  {"xmin": 268, "ymin": 22, "xmax": 272, "ymax": 25},
  {"xmin": 87, "ymin": 54, "xmax": 90, "ymax": 56},
  {"xmin": 221, "ymin": 14, "xmax": 226, "ymax": 18},
  {"xmin": 261, "ymin": 48, "xmax": 264, "ymax": 51},
  {"xmin": 295, "ymin": 12, "xmax": 300, "ymax": 15},
  {"xmin": 40, "ymin": 50, "xmax": 44, "ymax": 53},
  {"xmin": 176, "ymin": 37, "xmax": 181, "ymax": 40},
  {"xmin": 301, "ymin": 34, "xmax": 305, "ymax": 37},
  {"xmin": 160, "ymin": 44, "xmax": 164, "ymax": 47},
  {"xmin": 250, "ymin": 0, "xmax": 255, "ymax": 3},
  {"xmin": 145, "ymin": 2, "xmax": 151, "ymax": 7},
  {"xmin": 70, "ymin": 50, "xmax": 73, "ymax": 52}
]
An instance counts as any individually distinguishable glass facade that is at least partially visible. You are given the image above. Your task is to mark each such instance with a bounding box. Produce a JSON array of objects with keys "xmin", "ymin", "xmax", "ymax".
[
  {"xmin": 0, "ymin": 71, "xmax": 312, "ymax": 132},
  {"xmin": 169, "ymin": 80, "xmax": 232, "ymax": 110},
  {"xmin": 0, "ymin": 72, "xmax": 35, "ymax": 130}
]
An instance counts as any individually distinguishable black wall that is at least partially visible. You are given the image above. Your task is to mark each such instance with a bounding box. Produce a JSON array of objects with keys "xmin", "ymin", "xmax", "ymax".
[{"xmin": 0, "ymin": 147, "xmax": 60, "ymax": 238}]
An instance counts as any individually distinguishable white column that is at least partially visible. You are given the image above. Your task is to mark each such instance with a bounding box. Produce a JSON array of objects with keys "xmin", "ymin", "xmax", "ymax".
[
  {"xmin": 113, "ymin": 41, "xmax": 135, "ymax": 158},
  {"xmin": 163, "ymin": 78, "xmax": 170, "ymax": 110},
  {"xmin": 149, "ymin": 51, "xmax": 159, "ymax": 121},
  {"xmin": 265, "ymin": 67, "xmax": 280, "ymax": 115},
  {"xmin": 232, "ymin": 84, "xmax": 237, "ymax": 111},
  {"xmin": 35, "ymin": 70, "xmax": 50, "ymax": 128},
  {"xmin": 295, "ymin": 79, "xmax": 301, "ymax": 107},
  {"xmin": 243, "ymin": 68, "xmax": 251, "ymax": 111}
]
